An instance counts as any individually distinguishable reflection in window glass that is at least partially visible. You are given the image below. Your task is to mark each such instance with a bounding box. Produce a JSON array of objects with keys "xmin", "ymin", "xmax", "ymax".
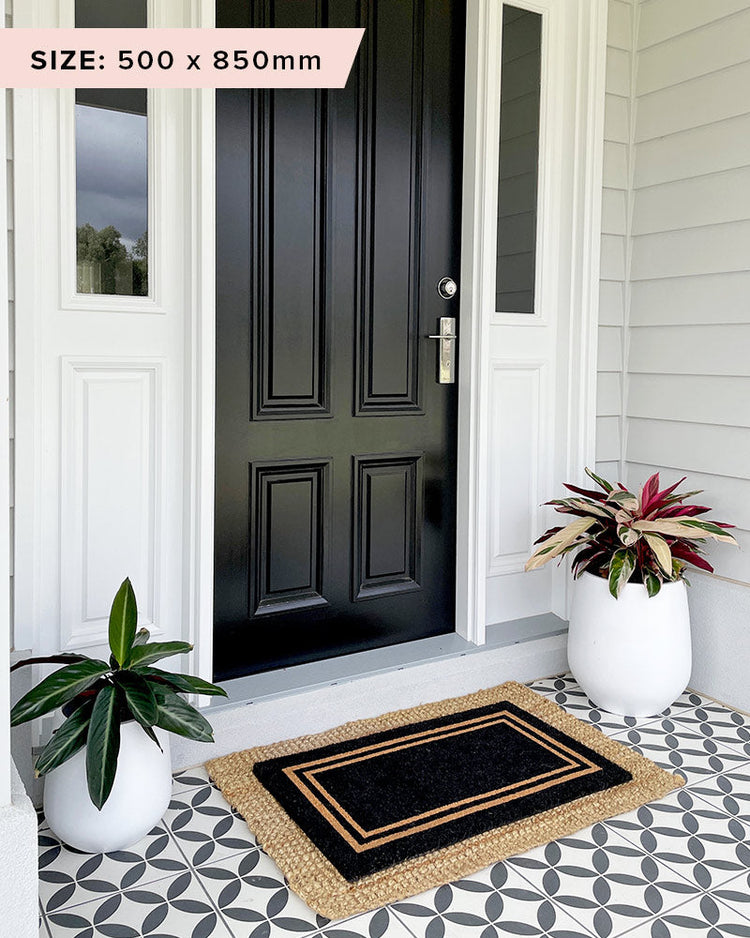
[
  {"xmin": 495, "ymin": 5, "xmax": 542, "ymax": 314},
  {"xmin": 75, "ymin": 1, "xmax": 148, "ymax": 296}
]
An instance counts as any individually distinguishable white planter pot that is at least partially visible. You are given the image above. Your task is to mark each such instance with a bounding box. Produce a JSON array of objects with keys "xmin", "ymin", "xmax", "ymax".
[
  {"xmin": 43, "ymin": 722, "xmax": 172, "ymax": 853},
  {"xmin": 567, "ymin": 572, "xmax": 692, "ymax": 718}
]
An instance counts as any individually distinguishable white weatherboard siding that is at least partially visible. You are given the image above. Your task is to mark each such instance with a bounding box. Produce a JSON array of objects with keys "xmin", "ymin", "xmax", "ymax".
[
  {"xmin": 1, "ymin": 0, "xmax": 36, "ymax": 932},
  {"xmin": 595, "ymin": 0, "xmax": 632, "ymax": 482},
  {"xmin": 596, "ymin": 0, "xmax": 750, "ymax": 710}
]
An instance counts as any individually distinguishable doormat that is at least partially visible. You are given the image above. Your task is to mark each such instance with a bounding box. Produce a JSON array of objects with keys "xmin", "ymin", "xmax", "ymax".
[{"xmin": 207, "ymin": 681, "xmax": 683, "ymax": 919}]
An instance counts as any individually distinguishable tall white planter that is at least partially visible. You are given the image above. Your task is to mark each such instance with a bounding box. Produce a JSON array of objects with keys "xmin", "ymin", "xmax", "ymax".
[
  {"xmin": 43, "ymin": 722, "xmax": 172, "ymax": 853},
  {"xmin": 568, "ymin": 572, "xmax": 691, "ymax": 718}
]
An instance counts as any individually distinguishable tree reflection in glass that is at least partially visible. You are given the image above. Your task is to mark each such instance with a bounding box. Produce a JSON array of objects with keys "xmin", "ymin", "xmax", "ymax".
[{"xmin": 75, "ymin": 89, "xmax": 148, "ymax": 296}]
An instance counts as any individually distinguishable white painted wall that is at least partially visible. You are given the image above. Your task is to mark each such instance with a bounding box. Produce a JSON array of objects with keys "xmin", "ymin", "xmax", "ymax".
[{"xmin": 597, "ymin": 0, "xmax": 750, "ymax": 710}]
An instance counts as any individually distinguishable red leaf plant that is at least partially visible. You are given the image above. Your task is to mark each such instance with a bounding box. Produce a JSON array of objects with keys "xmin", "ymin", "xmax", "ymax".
[{"xmin": 525, "ymin": 468, "xmax": 737, "ymax": 600}]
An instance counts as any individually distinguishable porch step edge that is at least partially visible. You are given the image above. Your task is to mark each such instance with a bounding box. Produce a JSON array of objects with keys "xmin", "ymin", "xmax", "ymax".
[{"xmin": 171, "ymin": 622, "xmax": 568, "ymax": 770}]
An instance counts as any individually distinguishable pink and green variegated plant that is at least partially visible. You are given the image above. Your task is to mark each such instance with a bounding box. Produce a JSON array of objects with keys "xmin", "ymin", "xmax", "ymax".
[{"xmin": 525, "ymin": 468, "xmax": 737, "ymax": 599}]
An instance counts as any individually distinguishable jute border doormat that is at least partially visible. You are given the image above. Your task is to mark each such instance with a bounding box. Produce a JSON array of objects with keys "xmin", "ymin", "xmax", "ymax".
[{"xmin": 207, "ymin": 681, "xmax": 683, "ymax": 919}]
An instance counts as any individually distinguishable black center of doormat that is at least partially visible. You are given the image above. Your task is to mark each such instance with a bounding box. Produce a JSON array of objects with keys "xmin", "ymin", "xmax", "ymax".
[{"xmin": 253, "ymin": 700, "xmax": 633, "ymax": 881}]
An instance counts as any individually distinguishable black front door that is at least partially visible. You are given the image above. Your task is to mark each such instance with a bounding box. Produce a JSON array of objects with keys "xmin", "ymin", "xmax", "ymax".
[{"xmin": 214, "ymin": 0, "xmax": 465, "ymax": 681}]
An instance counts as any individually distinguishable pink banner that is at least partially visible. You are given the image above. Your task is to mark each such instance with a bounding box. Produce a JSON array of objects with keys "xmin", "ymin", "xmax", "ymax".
[{"xmin": 0, "ymin": 28, "xmax": 365, "ymax": 88}]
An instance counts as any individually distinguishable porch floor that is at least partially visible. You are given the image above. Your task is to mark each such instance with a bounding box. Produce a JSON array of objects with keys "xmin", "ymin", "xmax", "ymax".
[{"xmin": 38, "ymin": 673, "xmax": 750, "ymax": 938}]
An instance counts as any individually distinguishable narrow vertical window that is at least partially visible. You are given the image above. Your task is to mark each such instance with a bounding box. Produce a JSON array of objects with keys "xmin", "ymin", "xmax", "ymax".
[
  {"xmin": 495, "ymin": 5, "xmax": 543, "ymax": 314},
  {"xmin": 75, "ymin": 1, "xmax": 148, "ymax": 296}
]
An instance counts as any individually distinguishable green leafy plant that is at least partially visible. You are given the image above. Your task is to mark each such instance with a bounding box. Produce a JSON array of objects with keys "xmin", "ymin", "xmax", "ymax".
[
  {"xmin": 10, "ymin": 578, "xmax": 226, "ymax": 809},
  {"xmin": 525, "ymin": 468, "xmax": 737, "ymax": 599}
]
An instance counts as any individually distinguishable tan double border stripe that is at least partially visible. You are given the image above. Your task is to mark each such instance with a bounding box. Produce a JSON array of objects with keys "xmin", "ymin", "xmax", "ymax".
[
  {"xmin": 296, "ymin": 712, "xmax": 590, "ymax": 839},
  {"xmin": 282, "ymin": 710, "xmax": 601, "ymax": 851}
]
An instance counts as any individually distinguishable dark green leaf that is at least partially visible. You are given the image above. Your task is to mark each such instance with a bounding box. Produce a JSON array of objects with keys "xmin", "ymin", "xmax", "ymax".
[
  {"xmin": 136, "ymin": 666, "xmax": 227, "ymax": 698},
  {"xmin": 608, "ymin": 548, "xmax": 636, "ymax": 599},
  {"xmin": 114, "ymin": 671, "xmax": 158, "ymax": 727},
  {"xmin": 643, "ymin": 571, "xmax": 662, "ymax": 598},
  {"xmin": 139, "ymin": 723, "xmax": 163, "ymax": 751},
  {"xmin": 10, "ymin": 653, "xmax": 89, "ymax": 674},
  {"xmin": 128, "ymin": 641, "xmax": 193, "ymax": 669},
  {"xmin": 35, "ymin": 700, "xmax": 94, "ymax": 777},
  {"xmin": 132, "ymin": 628, "xmax": 150, "ymax": 647},
  {"xmin": 10, "ymin": 659, "xmax": 110, "ymax": 726},
  {"xmin": 153, "ymin": 687, "xmax": 214, "ymax": 742},
  {"xmin": 109, "ymin": 578, "xmax": 138, "ymax": 667},
  {"xmin": 86, "ymin": 684, "xmax": 121, "ymax": 810}
]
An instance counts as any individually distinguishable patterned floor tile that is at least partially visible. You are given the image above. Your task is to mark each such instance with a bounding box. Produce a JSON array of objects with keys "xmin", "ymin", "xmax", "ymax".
[
  {"xmin": 164, "ymin": 781, "xmax": 258, "ymax": 867},
  {"xmin": 688, "ymin": 764, "xmax": 750, "ymax": 826},
  {"xmin": 40, "ymin": 673, "xmax": 750, "ymax": 938},
  {"xmin": 316, "ymin": 908, "xmax": 417, "ymax": 938},
  {"xmin": 391, "ymin": 861, "xmax": 595, "ymax": 937},
  {"xmin": 526, "ymin": 675, "xmax": 703, "ymax": 739},
  {"xmin": 39, "ymin": 906, "xmax": 52, "ymax": 937},
  {"xmin": 505, "ymin": 821, "xmax": 702, "ymax": 938},
  {"xmin": 172, "ymin": 765, "xmax": 214, "ymax": 794},
  {"xmin": 38, "ymin": 822, "xmax": 190, "ymax": 915},
  {"xmin": 672, "ymin": 706, "xmax": 750, "ymax": 759},
  {"xmin": 605, "ymin": 786, "xmax": 750, "ymax": 891},
  {"xmin": 608, "ymin": 722, "xmax": 749, "ymax": 786},
  {"xmin": 709, "ymin": 870, "xmax": 750, "ymax": 925},
  {"xmin": 193, "ymin": 847, "xmax": 329, "ymax": 937},
  {"xmin": 43, "ymin": 869, "xmax": 234, "ymax": 938},
  {"xmin": 616, "ymin": 893, "xmax": 750, "ymax": 937}
]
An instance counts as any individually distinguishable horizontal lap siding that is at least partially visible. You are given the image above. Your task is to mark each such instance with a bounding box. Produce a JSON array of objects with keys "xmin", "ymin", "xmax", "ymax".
[
  {"xmin": 5, "ymin": 0, "xmax": 12, "ymax": 648},
  {"xmin": 624, "ymin": 0, "xmax": 750, "ymax": 586},
  {"xmin": 596, "ymin": 0, "xmax": 633, "ymax": 473}
]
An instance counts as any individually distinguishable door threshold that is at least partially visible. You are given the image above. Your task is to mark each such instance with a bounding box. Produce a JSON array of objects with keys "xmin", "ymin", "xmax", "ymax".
[{"xmin": 209, "ymin": 613, "xmax": 567, "ymax": 712}]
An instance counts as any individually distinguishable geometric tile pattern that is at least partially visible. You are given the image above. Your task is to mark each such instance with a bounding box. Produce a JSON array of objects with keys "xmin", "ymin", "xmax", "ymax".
[{"xmin": 39, "ymin": 673, "xmax": 750, "ymax": 938}]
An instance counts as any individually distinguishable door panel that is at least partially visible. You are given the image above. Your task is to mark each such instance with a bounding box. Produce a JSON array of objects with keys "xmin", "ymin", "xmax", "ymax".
[{"xmin": 215, "ymin": 0, "xmax": 465, "ymax": 680}]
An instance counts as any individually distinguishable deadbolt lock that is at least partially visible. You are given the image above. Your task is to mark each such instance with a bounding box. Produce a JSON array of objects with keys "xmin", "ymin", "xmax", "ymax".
[{"xmin": 437, "ymin": 277, "xmax": 458, "ymax": 299}]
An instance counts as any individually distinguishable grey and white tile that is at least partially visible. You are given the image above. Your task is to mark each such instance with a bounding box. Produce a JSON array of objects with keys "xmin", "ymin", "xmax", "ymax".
[
  {"xmin": 672, "ymin": 706, "xmax": 750, "ymax": 759},
  {"xmin": 43, "ymin": 870, "xmax": 234, "ymax": 938},
  {"xmin": 39, "ymin": 674, "xmax": 750, "ymax": 938},
  {"xmin": 605, "ymin": 786, "xmax": 750, "ymax": 891},
  {"xmin": 391, "ymin": 861, "xmax": 594, "ymax": 937},
  {"xmin": 193, "ymin": 846, "xmax": 328, "ymax": 938},
  {"xmin": 618, "ymin": 894, "xmax": 750, "ymax": 938},
  {"xmin": 165, "ymin": 780, "xmax": 258, "ymax": 867},
  {"xmin": 688, "ymin": 765, "xmax": 750, "ymax": 825},
  {"xmin": 608, "ymin": 721, "xmax": 749, "ymax": 786},
  {"xmin": 316, "ymin": 908, "xmax": 416, "ymax": 938},
  {"xmin": 38, "ymin": 822, "xmax": 189, "ymax": 915},
  {"xmin": 505, "ymin": 822, "xmax": 702, "ymax": 937},
  {"xmin": 526, "ymin": 675, "xmax": 704, "ymax": 739}
]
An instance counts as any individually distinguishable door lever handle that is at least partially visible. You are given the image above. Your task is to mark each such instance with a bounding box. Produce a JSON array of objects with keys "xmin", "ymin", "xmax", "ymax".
[{"xmin": 426, "ymin": 317, "xmax": 456, "ymax": 384}]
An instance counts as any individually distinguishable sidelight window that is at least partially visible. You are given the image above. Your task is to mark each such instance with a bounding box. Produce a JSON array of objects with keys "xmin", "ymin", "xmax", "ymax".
[
  {"xmin": 495, "ymin": 4, "xmax": 543, "ymax": 314},
  {"xmin": 74, "ymin": 1, "xmax": 149, "ymax": 297}
]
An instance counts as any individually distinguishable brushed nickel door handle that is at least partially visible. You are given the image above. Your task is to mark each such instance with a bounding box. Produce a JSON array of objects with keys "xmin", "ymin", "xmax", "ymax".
[{"xmin": 426, "ymin": 316, "xmax": 456, "ymax": 383}]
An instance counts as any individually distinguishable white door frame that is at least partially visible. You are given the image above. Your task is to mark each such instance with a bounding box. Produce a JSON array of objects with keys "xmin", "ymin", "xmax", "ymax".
[
  {"xmin": 455, "ymin": 0, "xmax": 606, "ymax": 642},
  {"xmin": 11, "ymin": 0, "xmax": 606, "ymax": 683}
]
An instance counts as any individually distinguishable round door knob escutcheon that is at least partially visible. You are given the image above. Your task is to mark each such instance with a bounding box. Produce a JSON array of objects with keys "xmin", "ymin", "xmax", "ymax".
[{"xmin": 437, "ymin": 277, "xmax": 458, "ymax": 299}]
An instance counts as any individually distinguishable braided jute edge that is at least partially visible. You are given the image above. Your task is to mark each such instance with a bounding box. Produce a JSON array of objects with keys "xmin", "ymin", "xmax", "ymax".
[{"xmin": 206, "ymin": 681, "xmax": 684, "ymax": 920}]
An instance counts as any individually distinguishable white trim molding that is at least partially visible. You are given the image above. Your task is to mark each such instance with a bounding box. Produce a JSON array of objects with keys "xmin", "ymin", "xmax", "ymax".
[
  {"xmin": 12, "ymin": 0, "xmax": 213, "ymax": 670},
  {"xmin": 457, "ymin": 0, "xmax": 607, "ymax": 638},
  {"xmin": 0, "ymin": 59, "xmax": 12, "ymax": 808}
]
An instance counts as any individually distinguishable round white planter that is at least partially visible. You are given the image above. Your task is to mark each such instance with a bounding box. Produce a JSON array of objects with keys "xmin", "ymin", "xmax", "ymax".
[
  {"xmin": 567, "ymin": 572, "xmax": 692, "ymax": 718},
  {"xmin": 43, "ymin": 722, "xmax": 172, "ymax": 853}
]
